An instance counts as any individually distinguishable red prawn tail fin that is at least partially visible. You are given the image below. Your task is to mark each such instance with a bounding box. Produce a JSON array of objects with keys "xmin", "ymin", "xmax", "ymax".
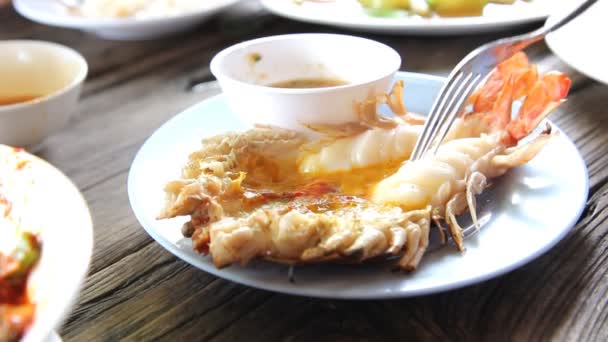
[
  {"xmin": 487, "ymin": 75, "xmax": 516, "ymax": 131},
  {"xmin": 505, "ymin": 72, "xmax": 571, "ymax": 145},
  {"xmin": 467, "ymin": 70, "xmax": 503, "ymax": 112},
  {"xmin": 513, "ymin": 65, "xmax": 538, "ymax": 99},
  {"xmin": 467, "ymin": 52, "xmax": 535, "ymax": 113}
]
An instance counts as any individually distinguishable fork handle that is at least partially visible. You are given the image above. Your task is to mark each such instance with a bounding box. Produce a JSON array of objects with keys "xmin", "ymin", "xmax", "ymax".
[
  {"xmin": 537, "ymin": 0, "xmax": 598, "ymax": 36},
  {"xmin": 483, "ymin": 0, "xmax": 598, "ymax": 67}
]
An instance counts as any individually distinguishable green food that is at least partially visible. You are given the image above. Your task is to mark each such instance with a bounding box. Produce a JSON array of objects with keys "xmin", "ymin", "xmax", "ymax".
[
  {"xmin": 358, "ymin": 0, "xmax": 521, "ymax": 17},
  {"xmin": 358, "ymin": 0, "xmax": 411, "ymax": 10},
  {"xmin": 12, "ymin": 233, "xmax": 40, "ymax": 277},
  {"xmin": 363, "ymin": 8, "xmax": 411, "ymax": 17},
  {"xmin": 0, "ymin": 232, "xmax": 41, "ymax": 281}
]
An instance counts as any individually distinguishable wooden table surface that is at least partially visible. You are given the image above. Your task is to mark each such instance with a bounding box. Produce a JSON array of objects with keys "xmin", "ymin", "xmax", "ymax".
[{"xmin": 2, "ymin": 2, "xmax": 608, "ymax": 341}]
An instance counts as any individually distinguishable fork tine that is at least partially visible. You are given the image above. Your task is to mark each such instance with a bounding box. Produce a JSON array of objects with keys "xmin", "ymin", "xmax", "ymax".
[
  {"xmin": 428, "ymin": 73, "xmax": 483, "ymax": 156},
  {"xmin": 418, "ymin": 73, "xmax": 472, "ymax": 158},
  {"xmin": 432, "ymin": 74, "xmax": 483, "ymax": 153},
  {"xmin": 411, "ymin": 71, "xmax": 464, "ymax": 160},
  {"xmin": 424, "ymin": 73, "xmax": 476, "ymax": 156},
  {"xmin": 415, "ymin": 72, "xmax": 464, "ymax": 157}
]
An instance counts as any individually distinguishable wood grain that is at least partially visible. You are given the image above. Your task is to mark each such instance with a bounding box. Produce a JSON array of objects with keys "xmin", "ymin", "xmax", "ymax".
[{"xmin": 2, "ymin": 3, "xmax": 608, "ymax": 341}]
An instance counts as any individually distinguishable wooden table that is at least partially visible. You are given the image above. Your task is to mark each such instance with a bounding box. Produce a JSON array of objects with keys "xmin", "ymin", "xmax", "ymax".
[{"xmin": 2, "ymin": 2, "xmax": 608, "ymax": 341}]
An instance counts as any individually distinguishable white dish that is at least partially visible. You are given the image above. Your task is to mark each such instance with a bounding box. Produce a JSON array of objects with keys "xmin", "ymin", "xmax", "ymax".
[
  {"xmin": 128, "ymin": 72, "xmax": 588, "ymax": 299},
  {"xmin": 210, "ymin": 33, "xmax": 401, "ymax": 132},
  {"xmin": 0, "ymin": 145, "xmax": 93, "ymax": 341},
  {"xmin": 260, "ymin": 0, "xmax": 571, "ymax": 35},
  {"xmin": 546, "ymin": 0, "xmax": 608, "ymax": 85},
  {"xmin": 13, "ymin": 0, "xmax": 242, "ymax": 40},
  {"xmin": 0, "ymin": 40, "xmax": 87, "ymax": 149}
]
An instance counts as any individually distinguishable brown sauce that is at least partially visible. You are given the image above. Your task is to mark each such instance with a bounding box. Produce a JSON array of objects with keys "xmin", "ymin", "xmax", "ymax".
[
  {"xmin": 247, "ymin": 52, "xmax": 262, "ymax": 64},
  {"xmin": 269, "ymin": 78, "xmax": 348, "ymax": 89},
  {"xmin": 0, "ymin": 95, "xmax": 41, "ymax": 106}
]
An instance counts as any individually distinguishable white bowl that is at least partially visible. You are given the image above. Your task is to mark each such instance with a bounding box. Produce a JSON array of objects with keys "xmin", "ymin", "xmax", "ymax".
[
  {"xmin": 210, "ymin": 33, "xmax": 401, "ymax": 132},
  {"xmin": 14, "ymin": 0, "xmax": 242, "ymax": 40},
  {"xmin": 0, "ymin": 145, "xmax": 93, "ymax": 342},
  {"xmin": 546, "ymin": 0, "xmax": 608, "ymax": 85},
  {"xmin": 0, "ymin": 40, "xmax": 88, "ymax": 149}
]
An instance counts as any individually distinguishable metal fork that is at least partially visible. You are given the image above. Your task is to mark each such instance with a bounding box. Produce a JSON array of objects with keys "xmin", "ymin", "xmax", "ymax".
[{"xmin": 410, "ymin": 0, "xmax": 598, "ymax": 161}]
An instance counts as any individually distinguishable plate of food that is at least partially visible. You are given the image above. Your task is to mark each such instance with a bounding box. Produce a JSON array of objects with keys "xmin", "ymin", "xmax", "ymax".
[
  {"xmin": 13, "ymin": 0, "xmax": 242, "ymax": 40},
  {"xmin": 259, "ymin": 0, "xmax": 575, "ymax": 35},
  {"xmin": 128, "ymin": 38, "xmax": 587, "ymax": 298},
  {"xmin": 0, "ymin": 146, "xmax": 93, "ymax": 341}
]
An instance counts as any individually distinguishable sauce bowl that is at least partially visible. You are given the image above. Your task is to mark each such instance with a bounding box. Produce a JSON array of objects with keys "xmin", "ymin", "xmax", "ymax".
[
  {"xmin": 210, "ymin": 33, "xmax": 401, "ymax": 132},
  {"xmin": 0, "ymin": 40, "xmax": 88, "ymax": 149}
]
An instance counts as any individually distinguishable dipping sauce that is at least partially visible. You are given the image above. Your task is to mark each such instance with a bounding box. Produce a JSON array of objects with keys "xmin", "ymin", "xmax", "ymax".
[
  {"xmin": 269, "ymin": 78, "xmax": 348, "ymax": 89},
  {"xmin": 0, "ymin": 95, "xmax": 40, "ymax": 107},
  {"xmin": 247, "ymin": 52, "xmax": 262, "ymax": 64}
]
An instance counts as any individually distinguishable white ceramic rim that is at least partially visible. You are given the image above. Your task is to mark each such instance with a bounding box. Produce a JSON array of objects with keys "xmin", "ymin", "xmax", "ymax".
[
  {"xmin": 13, "ymin": 0, "xmax": 242, "ymax": 28},
  {"xmin": 209, "ymin": 33, "xmax": 402, "ymax": 94},
  {"xmin": 0, "ymin": 40, "xmax": 88, "ymax": 113},
  {"xmin": 27, "ymin": 171, "xmax": 92, "ymax": 342},
  {"xmin": 128, "ymin": 71, "xmax": 589, "ymax": 299}
]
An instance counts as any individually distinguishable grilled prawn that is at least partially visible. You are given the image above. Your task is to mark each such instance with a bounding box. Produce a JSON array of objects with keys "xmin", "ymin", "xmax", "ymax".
[{"xmin": 159, "ymin": 52, "xmax": 570, "ymax": 271}]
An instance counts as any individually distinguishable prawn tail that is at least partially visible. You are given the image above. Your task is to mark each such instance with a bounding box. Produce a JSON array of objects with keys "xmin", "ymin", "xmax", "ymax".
[
  {"xmin": 505, "ymin": 72, "xmax": 571, "ymax": 145},
  {"xmin": 468, "ymin": 52, "xmax": 535, "ymax": 113}
]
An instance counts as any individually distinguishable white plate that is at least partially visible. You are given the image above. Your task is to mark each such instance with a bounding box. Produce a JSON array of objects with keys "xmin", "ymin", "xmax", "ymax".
[
  {"xmin": 546, "ymin": 0, "xmax": 608, "ymax": 85},
  {"xmin": 0, "ymin": 146, "xmax": 93, "ymax": 341},
  {"xmin": 13, "ymin": 0, "xmax": 242, "ymax": 40},
  {"xmin": 128, "ymin": 72, "xmax": 588, "ymax": 299},
  {"xmin": 260, "ymin": 0, "xmax": 568, "ymax": 35}
]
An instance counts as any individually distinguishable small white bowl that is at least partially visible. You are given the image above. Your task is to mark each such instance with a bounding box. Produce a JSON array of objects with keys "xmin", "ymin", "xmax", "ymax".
[
  {"xmin": 210, "ymin": 33, "xmax": 401, "ymax": 132},
  {"xmin": 0, "ymin": 40, "xmax": 88, "ymax": 149}
]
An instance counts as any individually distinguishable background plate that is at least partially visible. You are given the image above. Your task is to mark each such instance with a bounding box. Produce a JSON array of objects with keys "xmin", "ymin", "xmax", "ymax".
[
  {"xmin": 128, "ymin": 72, "xmax": 588, "ymax": 299},
  {"xmin": 14, "ymin": 0, "xmax": 242, "ymax": 40},
  {"xmin": 259, "ymin": 0, "xmax": 565, "ymax": 35},
  {"xmin": 0, "ymin": 145, "xmax": 93, "ymax": 342}
]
